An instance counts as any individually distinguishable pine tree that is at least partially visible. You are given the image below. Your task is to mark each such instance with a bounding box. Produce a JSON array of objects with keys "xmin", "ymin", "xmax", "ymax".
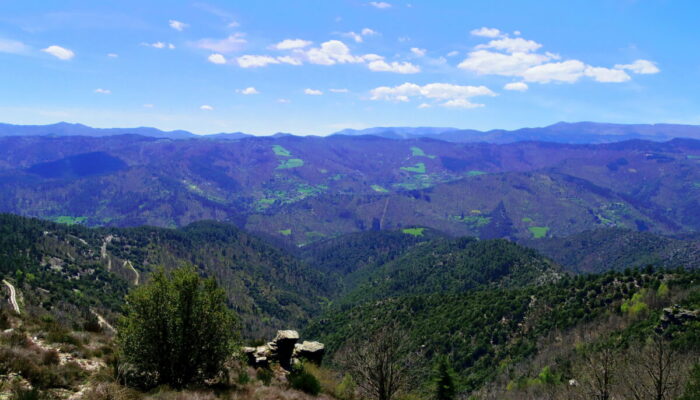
[{"xmin": 434, "ymin": 356, "xmax": 456, "ymax": 400}]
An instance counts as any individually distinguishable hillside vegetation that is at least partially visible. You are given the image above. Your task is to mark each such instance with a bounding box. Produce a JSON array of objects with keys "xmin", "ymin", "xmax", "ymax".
[{"xmin": 0, "ymin": 135, "xmax": 699, "ymax": 244}]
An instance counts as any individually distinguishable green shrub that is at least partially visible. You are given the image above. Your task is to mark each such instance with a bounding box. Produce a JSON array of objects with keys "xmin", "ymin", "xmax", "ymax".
[
  {"xmin": 288, "ymin": 364, "xmax": 321, "ymax": 395},
  {"xmin": 237, "ymin": 370, "xmax": 250, "ymax": 385},
  {"xmin": 256, "ymin": 368, "xmax": 273, "ymax": 385},
  {"xmin": 117, "ymin": 267, "xmax": 239, "ymax": 389}
]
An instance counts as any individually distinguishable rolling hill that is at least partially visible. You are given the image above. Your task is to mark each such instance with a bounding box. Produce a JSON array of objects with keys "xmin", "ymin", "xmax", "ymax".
[{"xmin": 0, "ymin": 133, "xmax": 698, "ymax": 244}]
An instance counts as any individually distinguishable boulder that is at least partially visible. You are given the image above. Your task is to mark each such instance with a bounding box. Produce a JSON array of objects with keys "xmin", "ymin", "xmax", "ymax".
[
  {"xmin": 242, "ymin": 330, "xmax": 324, "ymax": 370},
  {"xmin": 294, "ymin": 341, "xmax": 325, "ymax": 364},
  {"xmin": 270, "ymin": 330, "xmax": 299, "ymax": 369}
]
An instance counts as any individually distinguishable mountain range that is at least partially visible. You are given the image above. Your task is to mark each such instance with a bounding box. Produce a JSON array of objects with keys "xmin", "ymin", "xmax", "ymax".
[
  {"xmin": 5, "ymin": 121, "xmax": 700, "ymax": 144},
  {"xmin": 0, "ymin": 131, "xmax": 699, "ymax": 245}
]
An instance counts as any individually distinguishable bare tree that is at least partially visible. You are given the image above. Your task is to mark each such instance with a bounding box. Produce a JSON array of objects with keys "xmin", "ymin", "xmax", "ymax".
[
  {"xmin": 623, "ymin": 334, "xmax": 688, "ymax": 400},
  {"xmin": 577, "ymin": 344, "xmax": 618, "ymax": 400},
  {"xmin": 337, "ymin": 325, "xmax": 416, "ymax": 400}
]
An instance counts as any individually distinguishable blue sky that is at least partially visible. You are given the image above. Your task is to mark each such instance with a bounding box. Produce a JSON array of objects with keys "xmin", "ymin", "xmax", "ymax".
[{"xmin": 0, "ymin": 0, "xmax": 697, "ymax": 135}]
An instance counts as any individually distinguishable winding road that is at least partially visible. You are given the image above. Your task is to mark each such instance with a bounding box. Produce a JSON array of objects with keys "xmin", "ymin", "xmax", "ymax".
[
  {"xmin": 3, "ymin": 279, "xmax": 20, "ymax": 314},
  {"xmin": 101, "ymin": 235, "xmax": 113, "ymax": 271},
  {"xmin": 125, "ymin": 260, "xmax": 140, "ymax": 285}
]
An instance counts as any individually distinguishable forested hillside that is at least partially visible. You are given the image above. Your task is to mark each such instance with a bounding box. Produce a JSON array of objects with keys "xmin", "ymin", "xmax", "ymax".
[
  {"xmin": 1, "ymin": 135, "xmax": 699, "ymax": 244},
  {"xmin": 0, "ymin": 214, "xmax": 332, "ymax": 336}
]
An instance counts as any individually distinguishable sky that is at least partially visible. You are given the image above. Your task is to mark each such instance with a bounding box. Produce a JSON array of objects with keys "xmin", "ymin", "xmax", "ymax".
[{"xmin": 0, "ymin": 0, "xmax": 697, "ymax": 135}]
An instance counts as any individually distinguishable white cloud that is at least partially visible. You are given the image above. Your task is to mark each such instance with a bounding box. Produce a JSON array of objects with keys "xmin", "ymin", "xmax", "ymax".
[
  {"xmin": 107, "ymin": 53, "xmax": 118, "ymax": 58},
  {"xmin": 369, "ymin": 1, "xmax": 392, "ymax": 8},
  {"xmin": 143, "ymin": 104, "xmax": 154, "ymax": 108},
  {"xmin": 470, "ymin": 27, "xmax": 503, "ymax": 38},
  {"xmin": 503, "ymin": 82, "xmax": 528, "ymax": 91},
  {"xmin": 442, "ymin": 99, "xmax": 484, "ymax": 109},
  {"xmin": 459, "ymin": 50, "xmax": 552, "ymax": 76},
  {"xmin": 330, "ymin": 88, "xmax": 349, "ymax": 93},
  {"xmin": 521, "ymin": 60, "xmax": 586, "ymax": 83},
  {"xmin": 362, "ymin": 28, "xmax": 378, "ymax": 36},
  {"xmin": 200, "ymin": 105, "xmax": 214, "ymax": 111},
  {"xmin": 615, "ymin": 59, "xmax": 660, "ymax": 74},
  {"xmin": 584, "ymin": 66, "xmax": 631, "ymax": 83},
  {"xmin": 418, "ymin": 103, "xmax": 431, "ymax": 109},
  {"xmin": 94, "ymin": 88, "xmax": 111, "ymax": 94},
  {"xmin": 237, "ymin": 55, "xmax": 280, "ymax": 68},
  {"xmin": 274, "ymin": 39, "xmax": 312, "ymax": 50},
  {"xmin": 277, "ymin": 98, "xmax": 291, "ymax": 103},
  {"xmin": 169, "ymin": 20, "xmax": 188, "ymax": 31},
  {"xmin": 194, "ymin": 34, "xmax": 246, "ymax": 53},
  {"xmin": 477, "ymin": 37, "xmax": 542, "ymax": 53},
  {"xmin": 461, "ymin": 28, "xmax": 651, "ymax": 86},
  {"xmin": 42, "ymin": 45, "xmax": 74, "ymax": 60},
  {"xmin": 410, "ymin": 47, "xmax": 426, "ymax": 57},
  {"xmin": 370, "ymin": 82, "xmax": 495, "ymax": 109},
  {"xmin": 344, "ymin": 31, "xmax": 364, "ymax": 43},
  {"xmin": 305, "ymin": 40, "xmax": 364, "ymax": 65},
  {"xmin": 304, "ymin": 88, "xmax": 323, "ymax": 95},
  {"xmin": 237, "ymin": 87, "xmax": 259, "ymax": 95},
  {"xmin": 446, "ymin": 50, "xmax": 459, "ymax": 57},
  {"xmin": 277, "ymin": 55, "xmax": 303, "ymax": 65},
  {"xmin": 0, "ymin": 38, "xmax": 29, "ymax": 54},
  {"xmin": 344, "ymin": 28, "xmax": 378, "ymax": 43},
  {"xmin": 208, "ymin": 53, "xmax": 227, "ymax": 64},
  {"xmin": 142, "ymin": 42, "xmax": 175, "ymax": 50},
  {"xmin": 368, "ymin": 60, "xmax": 421, "ymax": 74}
]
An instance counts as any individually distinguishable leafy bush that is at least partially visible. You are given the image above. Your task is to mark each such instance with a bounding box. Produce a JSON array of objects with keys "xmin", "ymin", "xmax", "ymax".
[
  {"xmin": 288, "ymin": 364, "xmax": 321, "ymax": 395},
  {"xmin": 117, "ymin": 267, "xmax": 239, "ymax": 389},
  {"xmin": 256, "ymin": 368, "xmax": 273, "ymax": 385}
]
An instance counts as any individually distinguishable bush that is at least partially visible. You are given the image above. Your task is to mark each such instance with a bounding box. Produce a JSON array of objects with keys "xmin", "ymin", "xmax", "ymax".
[
  {"xmin": 117, "ymin": 267, "xmax": 239, "ymax": 389},
  {"xmin": 256, "ymin": 368, "xmax": 273, "ymax": 386},
  {"xmin": 288, "ymin": 364, "xmax": 321, "ymax": 396}
]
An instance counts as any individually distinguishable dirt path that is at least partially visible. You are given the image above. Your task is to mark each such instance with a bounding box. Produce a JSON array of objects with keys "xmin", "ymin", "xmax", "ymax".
[
  {"xmin": 101, "ymin": 235, "xmax": 113, "ymax": 271},
  {"xmin": 124, "ymin": 260, "xmax": 140, "ymax": 285},
  {"xmin": 380, "ymin": 197, "xmax": 390, "ymax": 229},
  {"xmin": 2, "ymin": 279, "xmax": 20, "ymax": 314},
  {"xmin": 91, "ymin": 309, "xmax": 116, "ymax": 333}
]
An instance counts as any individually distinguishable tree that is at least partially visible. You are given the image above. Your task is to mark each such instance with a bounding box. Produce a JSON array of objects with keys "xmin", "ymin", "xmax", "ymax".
[
  {"xmin": 679, "ymin": 363, "xmax": 700, "ymax": 400},
  {"xmin": 338, "ymin": 325, "xmax": 415, "ymax": 400},
  {"xmin": 578, "ymin": 344, "xmax": 618, "ymax": 400},
  {"xmin": 622, "ymin": 334, "xmax": 687, "ymax": 400},
  {"xmin": 117, "ymin": 266, "xmax": 239, "ymax": 388},
  {"xmin": 433, "ymin": 356, "xmax": 456, "ymax": 400}
]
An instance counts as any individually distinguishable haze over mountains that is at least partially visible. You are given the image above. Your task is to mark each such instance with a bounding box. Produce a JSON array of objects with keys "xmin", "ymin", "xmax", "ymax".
[{"xmin": 5, "ymin": 121, "xmax": 700, "ymax": 144}]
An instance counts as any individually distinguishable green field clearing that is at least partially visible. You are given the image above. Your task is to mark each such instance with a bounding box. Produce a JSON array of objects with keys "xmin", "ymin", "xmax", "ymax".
[
  {"xmin": 371, "ymin": 184, "xmax": 389, "ymax": 193},
  {"xmin": 52, "ymin": 216, "xmax": 87, "ymax": 225},
  {"xmin": 401, "ymin": 163, "xmax": 426, "ymax": 173},
  {"xmin": 521, "ymin": 217, "xmax": 534, "ymax": 223},
  {"xmin": 277, "ymin": 158, "xmax": 304, "ymax": 169},
  {"xmin": 272, "ymin": 145, "xmax": 292, "ymax": 157},
  {"xmin": 528, "ymin": 226, "xmax": 550, "ymax": 238},
  {"xmin": 402, "ymin": 227, "xmax": 425, "ymax": 236},
  {"xmin": 467, "ymin": 170, "xmax": 486, "ymax": 176},
  {"xmin": 279, "ymin": 229, "xmax": 292, "ymax": 236},
  {"xmin": 453, "ymin": 215, "xmax": 491, "ymax": 229},
  {"xmin": 411, "ymin": 146, "xmax": 436, "ymax": 159}
]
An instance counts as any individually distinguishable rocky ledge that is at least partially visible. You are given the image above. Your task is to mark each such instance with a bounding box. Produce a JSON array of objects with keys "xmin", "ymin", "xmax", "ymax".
[{"xmin": 243, "ymin": 330, "xmax": 325, "ymax": 370}]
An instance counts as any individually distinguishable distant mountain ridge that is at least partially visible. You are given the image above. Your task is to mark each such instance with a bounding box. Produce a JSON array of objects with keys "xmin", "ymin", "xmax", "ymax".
[
  {"xmin": 4, "ymin": 121, "xmax": 700, "ymax": 144},
  {"xmin": 0, "ymin": 122, "xmax": 252, "ymax": 140},
  {"xmin": 334, "ymin": 122, "xmax": 700, "ymax": 144}
]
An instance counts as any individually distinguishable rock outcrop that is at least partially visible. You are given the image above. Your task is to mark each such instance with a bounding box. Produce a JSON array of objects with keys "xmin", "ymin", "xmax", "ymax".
[{"xmin": 243, "ymin": 330, "xmax": 325, "ymax": 370}]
